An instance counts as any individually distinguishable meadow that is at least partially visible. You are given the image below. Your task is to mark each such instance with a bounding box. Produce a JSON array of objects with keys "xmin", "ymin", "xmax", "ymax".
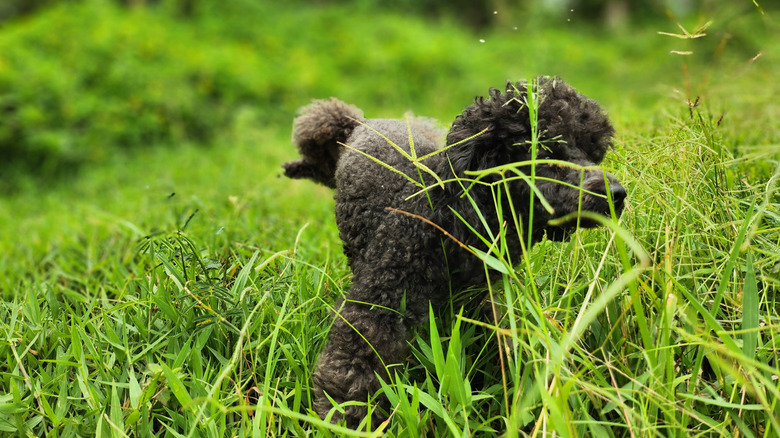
[{"xmin": 0, "ymin": 1, "xmax": 778, "ymax": 436}]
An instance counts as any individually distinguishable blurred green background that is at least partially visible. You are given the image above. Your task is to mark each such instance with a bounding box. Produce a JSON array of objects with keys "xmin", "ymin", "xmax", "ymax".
[{"xmin": 0, "ymin": 0, "xmax": 775, "ymax": 194}]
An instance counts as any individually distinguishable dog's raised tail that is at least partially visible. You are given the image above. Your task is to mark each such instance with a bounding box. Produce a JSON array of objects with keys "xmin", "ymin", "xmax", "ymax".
[{"xmin": 283, "ymin": 98, "xmax": 364, "ymax": 188}]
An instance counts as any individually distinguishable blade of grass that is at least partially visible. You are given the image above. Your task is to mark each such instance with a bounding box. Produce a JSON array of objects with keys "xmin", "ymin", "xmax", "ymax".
[{"xmin": 741, "ymin": 253, "xmax": 759, "ymax": 359}]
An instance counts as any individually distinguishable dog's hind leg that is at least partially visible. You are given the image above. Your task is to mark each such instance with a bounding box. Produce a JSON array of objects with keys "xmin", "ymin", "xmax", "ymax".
[{"xmin": 312, "ymin": 287, "xmax": 408, "ymax": 429}]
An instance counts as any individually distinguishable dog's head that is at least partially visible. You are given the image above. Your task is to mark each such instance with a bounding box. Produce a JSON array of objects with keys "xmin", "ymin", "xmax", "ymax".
[{"xmin": 445, "ymin": 77, "xmax": 625, "ymax": 241}]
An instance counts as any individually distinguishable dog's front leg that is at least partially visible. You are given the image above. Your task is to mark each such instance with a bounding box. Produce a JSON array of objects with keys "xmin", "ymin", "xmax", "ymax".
[{"xmin": 312, "ymin": 290, "xmax": 408, "ymax": 429}]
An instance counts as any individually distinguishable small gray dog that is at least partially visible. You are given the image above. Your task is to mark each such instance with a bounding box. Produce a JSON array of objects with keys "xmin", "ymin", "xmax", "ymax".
[{"xmin": 283, "ymin": 77, "xmax": 625, "ymax": 428}]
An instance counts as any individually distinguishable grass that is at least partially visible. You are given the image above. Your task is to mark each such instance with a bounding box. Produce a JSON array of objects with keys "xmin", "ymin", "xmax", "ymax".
[{"xmin": 1, "ymin": 1, "xmax": 779, "ymax": 436}]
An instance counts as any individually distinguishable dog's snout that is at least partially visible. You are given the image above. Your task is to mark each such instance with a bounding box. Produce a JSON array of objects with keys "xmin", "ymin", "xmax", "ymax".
[
  {"xmin": 602, "ymin": 172, "xmax": 625, "ymax": 207},
  {"xmin": 610, "ymin": 183, "xmax": 626, "ymax": 206},
  {"xmin": 583, "ymin": 171, "xmax": 625, "ymax": 214}
]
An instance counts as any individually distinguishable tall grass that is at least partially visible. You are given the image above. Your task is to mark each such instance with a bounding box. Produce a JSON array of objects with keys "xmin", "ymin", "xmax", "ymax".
[{"xmin": 4, "ymin": 83, "xmax": 775, "ymax": 437}]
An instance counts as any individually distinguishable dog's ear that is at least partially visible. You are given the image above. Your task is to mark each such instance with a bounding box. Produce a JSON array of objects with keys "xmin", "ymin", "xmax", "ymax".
[{"xmin": 445, "ymin": 84, "xmax": 532, "ymax": 175}]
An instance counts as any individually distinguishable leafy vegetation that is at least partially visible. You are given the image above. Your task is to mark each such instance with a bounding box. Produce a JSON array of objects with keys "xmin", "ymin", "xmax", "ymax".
[
  {"xmin": 4, "ymin": 0, "xmax": 768, "ymax": 191},
  {"xmin": 1, "ymin": 0, "xmax": 778, "ymax": 436}
]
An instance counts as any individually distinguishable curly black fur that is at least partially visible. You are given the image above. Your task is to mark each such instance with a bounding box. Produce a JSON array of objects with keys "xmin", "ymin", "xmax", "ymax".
[{"xmin": 283, "ymin": 77, "xmax": 626, "ymax": 429}]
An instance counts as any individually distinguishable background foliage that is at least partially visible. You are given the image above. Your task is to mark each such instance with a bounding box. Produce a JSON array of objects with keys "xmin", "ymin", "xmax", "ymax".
[{"xmin": 1, "ymin": 0, "xmax": 773, "ymax": 192}]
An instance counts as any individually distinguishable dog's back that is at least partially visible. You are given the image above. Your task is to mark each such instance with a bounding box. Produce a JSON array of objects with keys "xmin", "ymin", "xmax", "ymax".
[{"xmin": 332, "ymin": 118, "xmax": 446, "ymax": 268}]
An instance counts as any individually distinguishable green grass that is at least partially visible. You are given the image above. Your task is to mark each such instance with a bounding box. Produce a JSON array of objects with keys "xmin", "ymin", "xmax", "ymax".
[{"xmin": 1, "ymin": 1, "xmax": 779, "ymax": 436}]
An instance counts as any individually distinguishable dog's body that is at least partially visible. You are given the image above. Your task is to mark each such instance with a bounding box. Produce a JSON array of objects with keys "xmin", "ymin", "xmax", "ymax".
[{"xmin": 283, "ymin": 77, "xmax": 625, "ymax": 428}]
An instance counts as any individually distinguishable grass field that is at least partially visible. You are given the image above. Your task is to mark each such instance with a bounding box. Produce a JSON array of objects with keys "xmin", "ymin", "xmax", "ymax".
[{"xmin": 1, "ymin": 1, "xmax": 779, "ymax": 436}]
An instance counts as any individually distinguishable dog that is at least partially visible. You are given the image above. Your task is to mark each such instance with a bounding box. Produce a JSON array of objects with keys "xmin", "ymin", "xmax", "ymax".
[{"xmin": 283, "ymin": 77, "xmax": 625, "ymax": 428}]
